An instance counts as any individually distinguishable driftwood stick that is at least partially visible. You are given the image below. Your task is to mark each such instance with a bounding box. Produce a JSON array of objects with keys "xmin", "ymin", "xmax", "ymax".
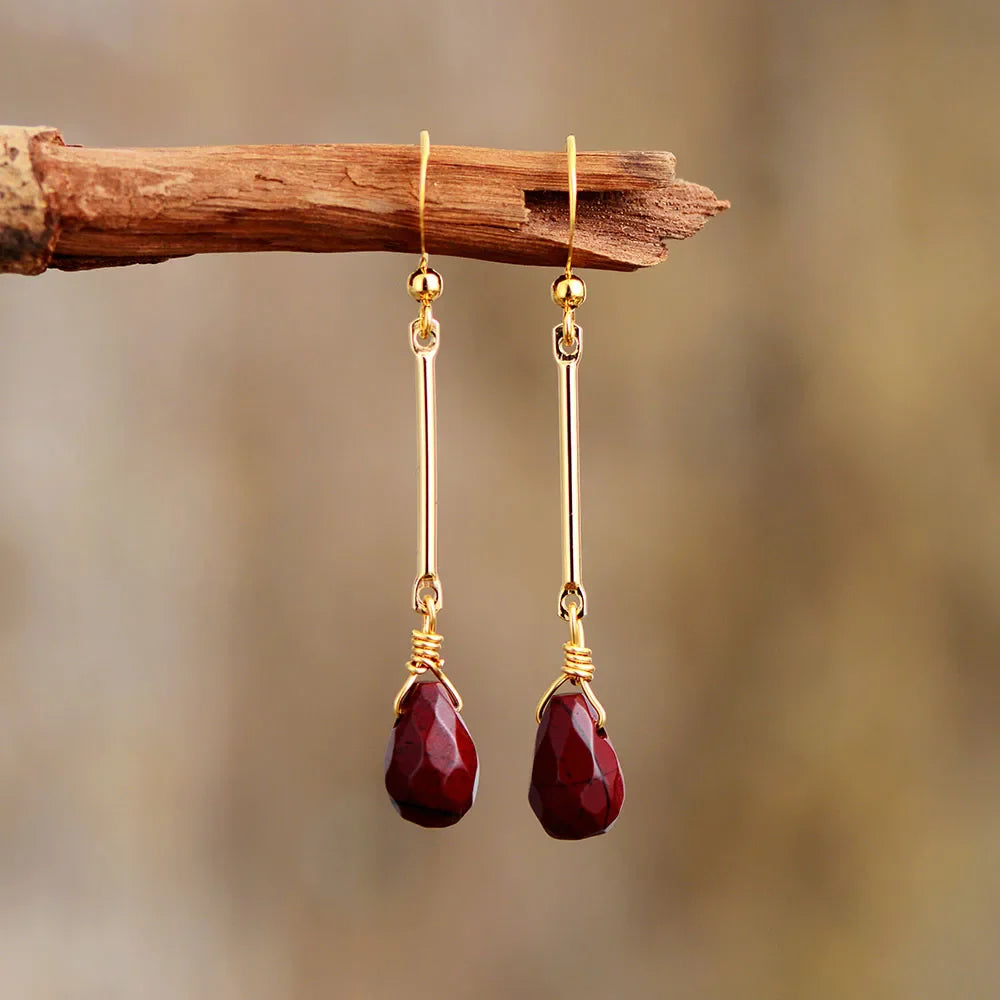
[{"xmin": 0, "ymin": 126, "xmax": 728, "ymax": 276}]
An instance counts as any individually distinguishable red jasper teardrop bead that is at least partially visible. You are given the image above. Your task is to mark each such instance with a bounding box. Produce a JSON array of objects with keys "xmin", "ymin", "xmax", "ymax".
[
  {"xmin": 384, "ymin": 681, "xmax": 479, "ymax": 828},
  {"xmin": 529, "ymin": 692, "xmax": 625, "ymax": 840}
]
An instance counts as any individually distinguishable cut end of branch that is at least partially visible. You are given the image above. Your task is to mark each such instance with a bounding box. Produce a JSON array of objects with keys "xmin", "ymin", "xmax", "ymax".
[{"xmin": 0, "ymin": 126, "xmax": 62, "ymax": 274}]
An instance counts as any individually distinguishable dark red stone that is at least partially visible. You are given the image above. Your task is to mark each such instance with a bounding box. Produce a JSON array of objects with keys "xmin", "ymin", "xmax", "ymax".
[
  {"xmin": 529, "ymin": 692, "xmax": 625, "ymax": 840},
  {"xmin": 384, "ymin": 681, "xmax": 479, "ymax": 828}
]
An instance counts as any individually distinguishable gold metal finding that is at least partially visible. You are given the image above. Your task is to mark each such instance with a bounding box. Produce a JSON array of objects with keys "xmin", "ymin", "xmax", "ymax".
[
  {"xmin": 409, "ymin": 130, "xmax": 442, "ymax": 338},
  {"xmin": 411, "ymin": 311, "xmax": 440, "ymax": 613},
  {"xmin": 551, "ymin": 135, "xmax": 587, "ymax": 351},
  {"xmin": 534, "ymin": 603, "xmax": 607, "ymax": 728},
  {"xmin": 553, "ymin": 137, "xmax": 588, "ymax": 621},
  {"xmin": 418, "ymin": 128, "xmax": 430, "ymax": 271},
  {"xmin": 407, "ymin": 130, "xmax": 444, "ymax": 614},
  {"xmin": 393, "ymin": 598, "xmax": 464, "ymax": 717},
  {"xmin": 534, "ymin": 135, "xmax": 609, "ymax": 729},
  {"xmin": 392, "ymin": 131, "xmax": 466, "ymax": 720},
  {"xmin": 565, "ymin": 134, "xmax": 577, "ymax": 278},
  {"xmin": 555, "ymin": 322, "xmax": 585, "ymax": 619}
]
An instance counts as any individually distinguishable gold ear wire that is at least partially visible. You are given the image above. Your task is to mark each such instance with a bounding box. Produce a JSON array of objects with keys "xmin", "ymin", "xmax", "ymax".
[
  {"xmin": 552, "ymin": 135, "xmax": 587, "ymax": 333},
  {"xmin": 565, "ymin": 134, "xmax": 577, "ymax": 278},
  {"xmin": 408, "ymin": 130, "xmax": 443, "ymax": 331},
  {"xmin": 418, "ymin": 129, "xmax": 430, "ymax": 271}
]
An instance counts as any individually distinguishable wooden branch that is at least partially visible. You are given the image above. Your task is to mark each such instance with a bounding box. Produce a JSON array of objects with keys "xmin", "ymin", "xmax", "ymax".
[{"xmin": 0, "ymin": 125, "xmax": 728, "ymax": 276}]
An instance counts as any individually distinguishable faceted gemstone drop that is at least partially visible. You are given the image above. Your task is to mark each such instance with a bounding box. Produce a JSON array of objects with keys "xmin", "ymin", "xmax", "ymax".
[
  {"xmin": 529, "ymin": 692, "xmax": 625, "ymax": 840},
  {"xmin": 384, "ymin": 681, "xmax": 479, "ymax": 828}
]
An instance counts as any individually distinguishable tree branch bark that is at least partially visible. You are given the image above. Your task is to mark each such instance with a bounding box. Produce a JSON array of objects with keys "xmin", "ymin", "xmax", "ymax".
[{"xmin": 0, "ymin": 126, "xmax": 728, "ymax": 276}]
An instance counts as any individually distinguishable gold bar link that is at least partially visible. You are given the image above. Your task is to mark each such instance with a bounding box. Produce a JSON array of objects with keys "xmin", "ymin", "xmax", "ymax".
[
  {"xmin": 554, "ymin": 322, "xmax": 586, "ymax": 620},
  {"xmin": 411, "ymin": 317, "xmax": 441, "ymax": 613}
]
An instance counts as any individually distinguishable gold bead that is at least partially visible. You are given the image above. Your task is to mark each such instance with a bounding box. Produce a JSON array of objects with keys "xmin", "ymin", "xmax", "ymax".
[
  {"xmin": 552, "ymin": 274, "xmax": 586, "ymax": 309},
  {"xmin": 408, "ymin": 267, "xmax": 443, "ymax": 302}
]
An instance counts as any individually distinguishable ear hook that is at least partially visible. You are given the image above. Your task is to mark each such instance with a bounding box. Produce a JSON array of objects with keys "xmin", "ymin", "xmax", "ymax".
[
  {"xmin": 418, "ymin": 129, "xmax": 430, "ymax": 272},
  {"xmin": 408, "ymin": 130, "xmax": 443, "ymax": 339},
  {"xmin": 552, "ymin": 135, "xmax": 586, "ymax": 345},
  {"xmin": 565, "ymin": 134, "xmax": 577, "ymax": 278}
]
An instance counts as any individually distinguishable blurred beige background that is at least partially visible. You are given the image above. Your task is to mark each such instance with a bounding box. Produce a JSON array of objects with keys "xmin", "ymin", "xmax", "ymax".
[{"xmin": 1, "ymin": 1, "xmax": 999, "ymax": 998}]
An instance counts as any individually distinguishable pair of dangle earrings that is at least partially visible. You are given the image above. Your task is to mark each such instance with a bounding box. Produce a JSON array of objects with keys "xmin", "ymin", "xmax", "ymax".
[{"xmin": 383, "ymin": 133, "xmax": 625, "ymax": 840}]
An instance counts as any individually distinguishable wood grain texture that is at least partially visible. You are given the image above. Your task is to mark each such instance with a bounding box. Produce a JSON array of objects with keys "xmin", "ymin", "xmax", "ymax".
[{"xmin": 0, "ymin": 126, "xmax": 728, "ymax": 274}]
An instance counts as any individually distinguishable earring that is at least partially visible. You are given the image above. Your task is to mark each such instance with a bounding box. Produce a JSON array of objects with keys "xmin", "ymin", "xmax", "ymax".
[
  {"xmin": 528, "ymin": 136, "xmax": 625, "ymax": 840},
  {"xmin": 383, "ymin": 131, "xmax": 479, "ymax": 828}
]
